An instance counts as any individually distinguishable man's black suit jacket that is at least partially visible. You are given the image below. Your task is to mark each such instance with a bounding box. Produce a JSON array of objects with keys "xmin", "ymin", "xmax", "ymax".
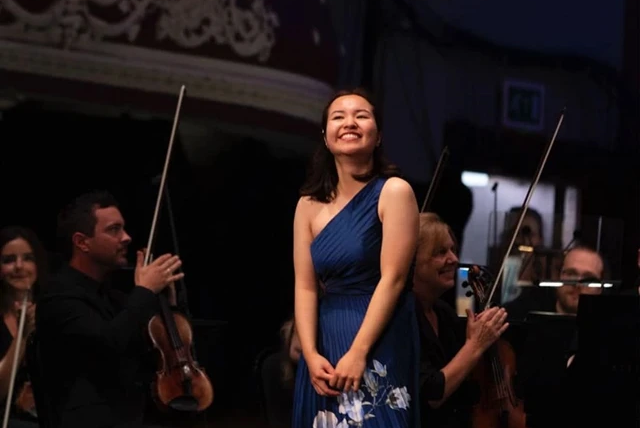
[{"xmin": 36, "ymin": 265, "xmax": 159, "ymax": 428}]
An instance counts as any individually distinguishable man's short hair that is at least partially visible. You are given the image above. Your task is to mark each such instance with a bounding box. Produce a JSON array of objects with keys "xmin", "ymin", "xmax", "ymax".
[
  {"xmin": 563, "ymin": 245, "xmax": 609, "ymax": 280},
  {"xmin": 57, "ymin": 190, "xmax": 118, "ymax": 259}
]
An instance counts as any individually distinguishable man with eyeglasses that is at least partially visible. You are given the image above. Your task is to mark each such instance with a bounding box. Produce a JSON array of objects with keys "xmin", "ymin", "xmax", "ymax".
[
  {"xmin": 503, "ymin": 245, "xmax": 606, "ymax": 320},
  {"xmin": 528, "ymin": 246, "xmax": 606, "ymax": 428},
  {"xmin": 554, "ymin": 246, "xmax": 605, "ymax": 315}
]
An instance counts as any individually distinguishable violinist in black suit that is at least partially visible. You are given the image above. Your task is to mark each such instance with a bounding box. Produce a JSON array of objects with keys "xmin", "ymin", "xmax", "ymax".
[{"xmin": 36, "ymin": 190, "xmax": 184, "ymax": 428}]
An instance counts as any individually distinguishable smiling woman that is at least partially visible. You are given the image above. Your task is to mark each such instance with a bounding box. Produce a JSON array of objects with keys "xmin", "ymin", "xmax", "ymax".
[
  {"xmin": 299, "ymin": 88, "xmax": 401, "ymax": 204},
  {"xmin": 412, "ymin": 213, "xmax": 511, "ymax": 428},
  {"xmin": 0, "ymin": 225, "xmax": 47, "ymax": 426},
  {"xmin": 1, "ymin": 238, "xmax": 37, "ymax": 297},
  {"xmin": 292, "ymin": 88, "xmax": 421, "ymax": 428},
  {"xmin": 324, "ymin": 95, "xmax": 379, "ymax": 156}
]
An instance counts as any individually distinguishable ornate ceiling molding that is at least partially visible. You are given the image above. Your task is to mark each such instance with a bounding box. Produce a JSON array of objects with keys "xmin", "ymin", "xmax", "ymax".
[{"xmin": 0, "ymin": 0, "xmax": 335, "ymax": 123}]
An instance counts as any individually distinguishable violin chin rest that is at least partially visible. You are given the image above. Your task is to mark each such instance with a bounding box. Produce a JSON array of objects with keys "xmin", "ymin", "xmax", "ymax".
[{"xmin": 168, "ymin": 395, "xmax": 199, "ymax": 412}]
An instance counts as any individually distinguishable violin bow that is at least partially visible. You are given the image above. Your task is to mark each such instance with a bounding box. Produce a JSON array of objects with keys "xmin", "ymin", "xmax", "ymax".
[
  {"xmin": 420, "ymin": 145, "xmax": 450, "ymax": 213},
  {"xmin": 143, "ymin": 85, "xmax": 186, "ymax": 266},
  {"xmin": 158, "ymin": 181, "xmax": 201, "ymax": 359},
  {"xmin": 160, "ymin": 184, "xmax": 192, "ymax": 317},
  {"xmin": 1, "ymin": 292, "xmax": 30, "ymax": 428},
  {"xmin": 484, "ymin": 108, "xmax": 567, "ymax": 310}
]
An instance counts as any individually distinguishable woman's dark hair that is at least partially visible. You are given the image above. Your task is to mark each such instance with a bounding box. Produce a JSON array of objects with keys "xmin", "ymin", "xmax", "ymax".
[
  {"xmin": 299, "ymin": 88, "xmax": 401, "ymax": 202},
  {"xmin": 0, "ymin": 226, "xmax": 49, "ymax": 312}
]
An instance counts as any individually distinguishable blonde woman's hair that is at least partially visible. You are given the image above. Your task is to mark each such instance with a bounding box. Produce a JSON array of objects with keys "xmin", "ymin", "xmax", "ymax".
[{"xmin": 418, "ymin": 212, "xmax": 457, "ymax": 258}]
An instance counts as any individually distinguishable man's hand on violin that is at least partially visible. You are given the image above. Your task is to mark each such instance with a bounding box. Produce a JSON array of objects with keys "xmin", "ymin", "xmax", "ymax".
[
  {"xmin": 135, "ymin": 249, "xmax": 184, "ymax": 294},
  {"xmin": 465, "ymin": 307, "xmax": 509, "ymax": 352}
]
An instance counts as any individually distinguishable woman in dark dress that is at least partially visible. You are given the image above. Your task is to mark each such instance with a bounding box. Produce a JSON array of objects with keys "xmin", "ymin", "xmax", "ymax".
[
  {"xmin": 0, "ymin": 226, "xmax": 48, "ymax": 427},
  {"xmin": 413, "ymin": 213, "xmax": 509, "ymax": 428}
]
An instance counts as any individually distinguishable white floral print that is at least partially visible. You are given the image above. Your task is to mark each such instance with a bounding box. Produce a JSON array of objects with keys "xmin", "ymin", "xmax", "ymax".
[
  {"xmin": 313, "ymin": 410, "xmax": 349, "ymax": 428},
  {"xmin": 312, "ymin": 359, "xmax": 411, "ymax": 427}
]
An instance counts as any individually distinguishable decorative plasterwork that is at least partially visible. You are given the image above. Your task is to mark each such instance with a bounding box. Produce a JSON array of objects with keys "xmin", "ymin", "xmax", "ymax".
[
  {"xmin": 0, "ymin": 0, "xmax": 334, "ymax": 123},
  {"xmin": 0, "ymin": 0, "xmax": 279, "ymax": 62}
]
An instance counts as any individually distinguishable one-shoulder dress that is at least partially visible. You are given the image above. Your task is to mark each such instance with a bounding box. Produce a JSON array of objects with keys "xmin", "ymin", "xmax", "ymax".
[{"xmin": 292, "ymin": 177, "xmax": 420, "ymax": 428}]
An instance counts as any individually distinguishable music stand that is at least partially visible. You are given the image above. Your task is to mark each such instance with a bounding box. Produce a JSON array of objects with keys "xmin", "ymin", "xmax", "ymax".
[
  {"xmin": 519, "ymin": 311, "xmax": 576, "ymax": 428},
  {"xmin": 573, "ymin": 294, "xmax": 640, "ymax": 425}
]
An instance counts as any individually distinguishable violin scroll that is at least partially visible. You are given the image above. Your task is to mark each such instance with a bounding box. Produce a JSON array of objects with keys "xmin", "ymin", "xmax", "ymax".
[{"xmin": 461, "ymin": 264, "xmax": 495, "ymax": 309}]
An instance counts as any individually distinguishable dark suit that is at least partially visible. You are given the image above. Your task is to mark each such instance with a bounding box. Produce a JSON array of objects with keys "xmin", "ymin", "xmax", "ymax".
[
  {"xmin": 36, "ymin": 266, "xmax": 159, "ymax": 428},
  {"xmin": 417, "ymin": 299, "xmax": 476, "ymax": 428},
  {"xmin": 618, "ymin": 287, "xmax": 639, "ymax": 296}
]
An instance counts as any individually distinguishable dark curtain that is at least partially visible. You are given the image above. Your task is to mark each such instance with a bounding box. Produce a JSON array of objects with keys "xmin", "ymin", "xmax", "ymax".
[
  {"xmin": 325, "ymin": 0, "xmax": 452, "ymax": 181},
  {"xmin": 325, "ymin": 0, "xmax": 368, "ymax": 88},
  {"xmin": 373, "ymin": 0, "xmax": 450, "ymax": 182}
]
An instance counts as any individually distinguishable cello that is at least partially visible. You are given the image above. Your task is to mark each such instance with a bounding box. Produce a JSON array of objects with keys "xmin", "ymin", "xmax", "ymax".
[
  {"xmin": 143, "ymin": 85, "xmax": 214, "ymax": 413},
  {"xmin": 461, "ymin": 107, "xmax": 567, "ymax": 428}
]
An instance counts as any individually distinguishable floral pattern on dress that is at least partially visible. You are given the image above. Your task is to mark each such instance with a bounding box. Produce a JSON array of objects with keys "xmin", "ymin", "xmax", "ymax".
[{"xmin": 312, "ymin": 359, "xmax": 411, "ymax": 427}]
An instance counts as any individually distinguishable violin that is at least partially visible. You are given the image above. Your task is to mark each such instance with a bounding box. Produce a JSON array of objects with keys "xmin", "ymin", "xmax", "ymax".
[
  {"xmin": 463, "ymin": 265, "xmax": 526, "ymax": 428},
  {"xmin": 1, "ymin": 292, "xmax": 30, "ymax": 428},
  {"xmin": 143, "ymin": 85, "xmax": 214, "ymax": 413},
  {"xmin": 148, "ymin": 292, "xmax": 213, "ymax": 412},
  {"xmin": 461, "ymin": 107, "xmax": 567, "ymax": 428}
]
